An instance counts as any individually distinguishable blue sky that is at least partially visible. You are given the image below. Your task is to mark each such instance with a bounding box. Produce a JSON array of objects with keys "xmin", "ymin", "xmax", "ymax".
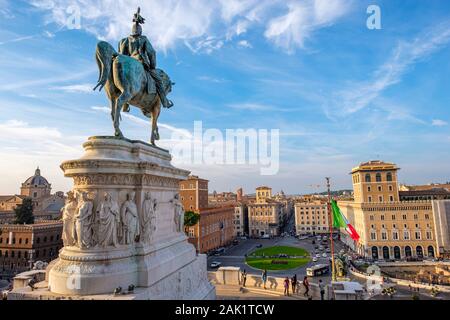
[{"xmin": 0, "ymin": 0, "xmax": 449, "ymax": 195}]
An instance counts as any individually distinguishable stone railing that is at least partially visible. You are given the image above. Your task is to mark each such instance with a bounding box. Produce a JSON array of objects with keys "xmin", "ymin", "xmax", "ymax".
[
  {"xmin": 348, "ymin": 263, "xmax": 450, "ymax": 293},
  {"xmin": 209, "ymin": 267, "xmax": 324, "ymax": 299}
]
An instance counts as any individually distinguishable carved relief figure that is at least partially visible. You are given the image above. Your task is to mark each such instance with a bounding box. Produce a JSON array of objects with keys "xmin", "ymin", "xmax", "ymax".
[
  {"xmin": 170, "ymin": 193, "xmax": 184, "ymax": 233},
  {"xmin": 61, "ymin": 191, "xmax": 77, "ymax": 246},
  {"xmin": 74, "ymin": 191, "xmax": 95, "ymax": 249},
  {"xmin": 141, "ymin": 192, "xmax": 157, "ymax": 244},
  {"xmin": 120, "ymin": 192, "xmax": 139, "ymax": 244},
  {"xmin": 98, "ymin": 192, "xmax": 120, "ymax": 247}
]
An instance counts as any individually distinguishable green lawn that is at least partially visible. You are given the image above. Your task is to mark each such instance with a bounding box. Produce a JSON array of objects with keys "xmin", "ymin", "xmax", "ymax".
[
  {"xmin": 249, "ymin": 246, "xmax": 309, "ymax": 257},
  {"xmin": 245, "ymin": 246, "xmax": 310, "ymax": 271}
]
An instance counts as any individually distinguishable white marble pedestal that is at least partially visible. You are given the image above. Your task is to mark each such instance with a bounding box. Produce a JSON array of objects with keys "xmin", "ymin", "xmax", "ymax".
[{"xmin": 8, "ymin": 137, "xmax": 215, "ymax": 300}]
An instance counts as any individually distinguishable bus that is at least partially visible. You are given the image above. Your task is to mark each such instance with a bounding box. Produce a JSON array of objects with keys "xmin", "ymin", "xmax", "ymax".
[{"xmin": 306, "ymin": 264, "xmax": 329, "ymax": 277}]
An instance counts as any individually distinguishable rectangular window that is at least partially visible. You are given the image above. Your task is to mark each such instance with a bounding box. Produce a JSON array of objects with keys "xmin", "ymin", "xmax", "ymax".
[
  {"xmin": 415, "ymin": 231, "xmax": 421, "ymax": 240},
  {"xmin": 370, "ymin": 232, "xmax": 377, "ymax": 240},
  {"xmin": 381, "ymin": 232, "xmax": 387, "ymax": 240},
  {"xmin": 403, "ymin": 231, "xmax": 410, "ymax": 240},
  {"xmin": 392, "ymin": 232, "xmax": 399, "ymax": 240},
  {"xmin": 426, "ymin": 231, "xmax": 432, "ymax": 240}
]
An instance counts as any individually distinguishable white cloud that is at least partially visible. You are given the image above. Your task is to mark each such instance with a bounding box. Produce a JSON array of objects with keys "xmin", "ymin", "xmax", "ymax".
[
  {"xmin": 432, "ymin": 119, "xmax": 448, "ymax": 127},
  {"xmin": 31, "ymin": 0, "xmax": 353, "ymax": 54},
  {"xmin": 228, "ymin": 103, "xmax": 275, "ymax": 111},
  {"xmin": 197, "ymin": 76, "xmax": 227, "ymax": 83},
  {"xmin": 264, "ymin": 0, "xmax": 351, "ymax": 54},
  {"xmin": 0, "ymin": 119, "xmax": 62, "ymax": 140},
  {"xmin": 340, "ymin": 21, "xmax": 450, "ymax": 115},
  {"xmin": 237, "ymin": 40, "xmax": 252, "ymax": 48},
  {"xmin": 50, "ymin": 83, "xmax": 94, "ymax": 93}
]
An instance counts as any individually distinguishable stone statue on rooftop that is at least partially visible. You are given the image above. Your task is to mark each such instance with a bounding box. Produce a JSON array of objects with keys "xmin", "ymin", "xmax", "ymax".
[{"xmin": 93, "ymin": 7, "xmax": 174, "ymax": 145}]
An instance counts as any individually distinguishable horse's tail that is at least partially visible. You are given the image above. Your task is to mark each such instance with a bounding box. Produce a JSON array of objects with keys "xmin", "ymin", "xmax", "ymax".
[{"xmin": 93, "ymin": 41, "xmax": 117, "ymax": 91}]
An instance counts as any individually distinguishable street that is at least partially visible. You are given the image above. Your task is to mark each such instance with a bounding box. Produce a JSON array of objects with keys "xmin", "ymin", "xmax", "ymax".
[{"xmin": 207, "ymin": 233, "xmax": 346, "ymax": 282}]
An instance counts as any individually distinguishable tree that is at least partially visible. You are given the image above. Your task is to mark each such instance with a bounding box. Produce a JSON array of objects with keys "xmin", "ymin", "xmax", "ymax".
[
  {"xmin": 184, "ymin": 211, "xmax": 200, "ymax": 227},
  {"xmin": 14, "ymin": 198, "xmax": 34, "ymax": 224}
]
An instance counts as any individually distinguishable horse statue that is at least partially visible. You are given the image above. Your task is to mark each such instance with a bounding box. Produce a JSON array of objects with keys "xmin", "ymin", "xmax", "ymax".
[{"xmin": 93, "ymin": 41, "xmax": 173, "ymax": 145}]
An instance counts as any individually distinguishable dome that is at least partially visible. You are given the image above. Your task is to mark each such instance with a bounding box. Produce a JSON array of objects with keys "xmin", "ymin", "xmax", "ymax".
[{"xmin": 23, "ymin": 167, "xmax": 50, "ymax": 186}]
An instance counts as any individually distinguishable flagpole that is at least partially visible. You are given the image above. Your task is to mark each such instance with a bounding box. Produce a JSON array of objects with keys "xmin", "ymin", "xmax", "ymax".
[{"xmin": 326, "ymin": 177, "xmax": 337, "ymax": 282}]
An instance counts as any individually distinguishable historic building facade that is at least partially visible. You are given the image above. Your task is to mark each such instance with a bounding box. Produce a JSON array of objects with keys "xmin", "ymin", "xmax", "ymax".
[
  {"xmin": 248, "ymin": 186, "xmax": 286, "ymax": 237},
  {"xmin": 179, "ymin": 175, "xmax": 209, "ymax": 211},
  {"xmin": 294, "ymin": 198, "xmax": 329, "ymax": 235},
  {"xmin": 0, "ymin": 168, "xmax": 65, "ymax": 223},
  {"xmin": 180, "ymin": 175, "xmax": 235, "ymax": 253},
  {"xmin": 0, "ymin": 221, "xmax": 63, "ymax": 279},
  {"xmin": 338, "ymin": 161, "xmax": 439, "ymax": 260}
]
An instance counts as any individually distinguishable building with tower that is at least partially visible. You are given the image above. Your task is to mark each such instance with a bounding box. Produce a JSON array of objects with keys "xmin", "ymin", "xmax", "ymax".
[{"xmin": 338, "ymin": 161, "xmax": 440, "ymax": 260}]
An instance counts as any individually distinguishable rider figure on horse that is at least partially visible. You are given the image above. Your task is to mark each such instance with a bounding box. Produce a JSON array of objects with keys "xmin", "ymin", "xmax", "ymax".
[{"xmin": 118, "ymin": 7, "xmax": 173, "ymax": 112}]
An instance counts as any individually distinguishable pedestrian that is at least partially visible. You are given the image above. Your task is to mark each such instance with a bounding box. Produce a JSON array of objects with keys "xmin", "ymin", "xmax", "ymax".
[
  {"xmin": 242, "ymin": 269, "xmax": 247, "ymax": 287},
  {"xmin": 291, "ymin": 274, "xmax": 297, "ymax": 294},
  {"xmin": 319, "ymin": 279, "xmax": 325, "ymax": 300},
  {"xmin": 303, "ymin": 276, "xmax": 310, "ymax": 297},
  {"xmin": 284, "ymin": 277, "xmax": 290, "ymax": 296},
  {"xmin": 261, "ymin": 269, "xmax": 267, "ymax": 289}
]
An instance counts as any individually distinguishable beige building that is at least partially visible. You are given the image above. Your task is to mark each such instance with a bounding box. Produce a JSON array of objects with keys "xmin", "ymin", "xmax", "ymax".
[
  {"xmin": 0, "ymin": 168, "xmax": 65, "ymax": 223},
  {"xmin": 295, "ymin": 198, "xmax": 329, "ymax": 235},
  {"xmin": 338, "ymin": 161, "xmax": 438, "ymax": 260},
  {"xmin": 248, "ymin": 186, "xmax": 285, "ymax": 237}
]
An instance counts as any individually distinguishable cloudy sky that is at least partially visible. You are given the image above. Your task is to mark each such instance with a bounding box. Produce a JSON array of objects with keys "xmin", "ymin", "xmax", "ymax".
[{"xmin": 0, "ymin": 0, "xmax": 449, "ymax": 195}]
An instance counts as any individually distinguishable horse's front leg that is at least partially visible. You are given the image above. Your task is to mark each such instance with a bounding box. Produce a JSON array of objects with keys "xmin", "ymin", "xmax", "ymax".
[{"xmin": 113, "ymin": 98, "xmax": 124, "ymax": 139}]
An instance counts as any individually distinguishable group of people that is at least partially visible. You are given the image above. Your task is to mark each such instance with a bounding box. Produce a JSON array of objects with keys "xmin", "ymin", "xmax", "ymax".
[{"xmin": 240, "ymin": 270, "xmax": 326, "ymax": 300}]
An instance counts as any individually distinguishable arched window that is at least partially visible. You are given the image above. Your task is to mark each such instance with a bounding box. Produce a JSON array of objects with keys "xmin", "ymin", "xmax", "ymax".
[
  {"xmin": 387, "ymin": 172, "xmax": 393, "ymax": 182},
  {"xmin": 416, "ymin": 246, "xmax": 423, "ymax": 258},
  {"xmin": 404, "ymin": 246, "xmax": 412, "ymax": 258},
  {"xmin": 394, "ymin": 246, "xmax": 401, "ymax": 260},
  {"xmin": 428, "ymin": 246, "xmax": 435, "ymax": 258},
  {"xmin": 365, "ymin": 174, "xmax": 371, "ymax": 182},
  {"xmin": 372, "ymin": 246, "xmax": 379, "ymax": 259},
  {"xmin": 382, "ymin": 246, "xmax": 390, "ymax": 260},
  {"xmin": 376, "ymin": 173, "xmax": 382, "ymax": 182}
]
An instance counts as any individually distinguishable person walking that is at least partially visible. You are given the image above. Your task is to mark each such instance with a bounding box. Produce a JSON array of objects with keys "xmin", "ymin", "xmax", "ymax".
[
  {"xmin": 242, "ymin": 269, "xmax": 247, "ymax": 287},
  {"xmin": 284, "ymin": 277, "xmax": 290, "ymax": 296},
  {"xmin": 303, "ymin": 276, "xmax": 310, "ymax": 297},
  {"xmin": 261, "ymin": 269, "xmax": 268, "ymax": 289},
  {"xmin": 291, "ymin": 274, "xmax": 297, "ymax": 294},
  {"xmin": 319, "ymin": 279, "xmax": 325, "ymax": 300}
]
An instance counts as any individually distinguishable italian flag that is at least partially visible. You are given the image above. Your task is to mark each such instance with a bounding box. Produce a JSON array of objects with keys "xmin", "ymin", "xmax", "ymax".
[{"xmin": 331, "ymin": 200, "xmax": 360, "ymax": 241}]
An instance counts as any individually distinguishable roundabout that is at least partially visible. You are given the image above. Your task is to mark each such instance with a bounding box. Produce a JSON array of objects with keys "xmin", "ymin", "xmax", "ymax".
[{"xmin": 245, "ymin": 246, "xmax": 310, "ymax": 271}]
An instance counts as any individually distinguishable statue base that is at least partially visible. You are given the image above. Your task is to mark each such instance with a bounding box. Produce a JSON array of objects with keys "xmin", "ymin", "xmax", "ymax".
[{"xmin": 8, "ymin": 137, "xmax": 215, "ymax": 300}]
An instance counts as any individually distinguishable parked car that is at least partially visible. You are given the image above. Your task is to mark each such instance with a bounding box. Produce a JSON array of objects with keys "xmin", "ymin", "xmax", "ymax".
[
  {"xmin": 256, "ymin": 244, "xmax": 263, "ymax": 248},
  {"xmin": 240, "ymin": 236, "xmax": 248, "ymax": 240},
  {"xmin": 278, "ymin": 254, "xmax": 288, "ymax": 258},
  {"xmin": 232, "ymin": 239, "xmax": 239, "ymax": 245},
  {"xmin": 261, "ymin": 234, "xmax": 270, "ymax": 239},
  {"xmin": 326, "ymin": 248, "xmax": 331, "ymax": 253},
  {"xmin": 210, "ymin": 261, "xmax": 222, "ymax": 268},
  {"xmin": 214, "ymin": 248, "xmax": 225, "ymax": 255},
  {"xmin": 322, "ymin": 253, "xmax": 327, "ymax": 258},
  {"xmin": 315, "ymin": 253, "xmax": 321, "ymax": 258},
  {"xmin": 312, "ymin": 257, "xmax": 318, "ymax": 263}
]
